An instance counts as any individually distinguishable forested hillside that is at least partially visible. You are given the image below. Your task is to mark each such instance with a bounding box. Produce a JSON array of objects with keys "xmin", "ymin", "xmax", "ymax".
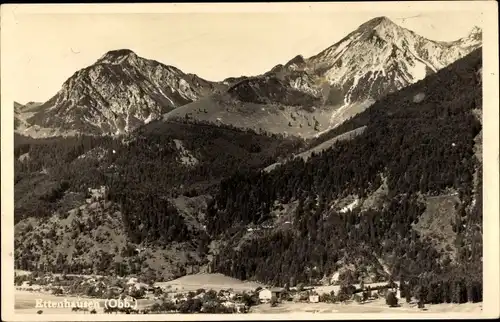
[
  {"xmin": 14, "ymin": 120, "xmax": 303, "ymax": 277},
  {"xmin": 14, "ymin": 120, "xmax": 303, "ymax": 221},
  {"xmin": 206, "ymin": 48, "xmax": 483, "ymax": 303}
]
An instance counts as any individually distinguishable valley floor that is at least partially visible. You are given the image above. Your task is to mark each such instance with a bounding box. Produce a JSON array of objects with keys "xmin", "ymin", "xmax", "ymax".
[
  {"xmin": 249, "ymin": 298, "xmax": 483, "ymax": 314},
  {"xmin": 14, "ymin": 271, "xmax": 483, "ymax": 315},
  {"xmin": 14, "ymin": 289, "xmax": 483, "ymax": 315}
]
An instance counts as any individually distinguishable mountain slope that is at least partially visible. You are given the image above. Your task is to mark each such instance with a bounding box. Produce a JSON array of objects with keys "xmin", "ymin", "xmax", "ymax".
[
  {"xmin": 14, "ymin": 102, "xmax": 25, "ymax": 130},
  {"xmin": 165, "ymin": 17, "xmax": 482, "ymax": 137},
  {"xmin": 207, "ymin": 48, "xmax": 482, "ymax": 296},
  {"xmin": 14, "ymin": 101, "xmax": 43, "ymax": 131},
  {"xmin": 14, "ymin": 120, "xmax": 304, "ymax": 277},
  {"xmin": 21, "ymin": 49, "xmax": 226, "ymax": 137}
]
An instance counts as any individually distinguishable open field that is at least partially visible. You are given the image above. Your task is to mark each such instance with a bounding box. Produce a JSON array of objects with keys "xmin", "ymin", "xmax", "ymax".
[
  {"xmin": 16, "ymin": 288, "xmax": 482, "ymax": 315},
  {"xmin": 250, "ymin": 298, "xmax": 483, "ymax": 314},
  {"xmin": 154, "ymin": 273, "xmax": 265, "ymax": 293}
]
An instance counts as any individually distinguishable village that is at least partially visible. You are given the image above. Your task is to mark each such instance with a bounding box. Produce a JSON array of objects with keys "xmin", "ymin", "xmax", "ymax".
[{"xmin": 15, "ymin": 271, "xmax": 410, "ymax": 314}]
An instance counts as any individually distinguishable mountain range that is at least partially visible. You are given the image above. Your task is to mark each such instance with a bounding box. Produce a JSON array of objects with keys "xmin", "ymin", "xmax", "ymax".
[{"xmin": 15, "ymin": 16, "xmax": 481, "ymax": 138}]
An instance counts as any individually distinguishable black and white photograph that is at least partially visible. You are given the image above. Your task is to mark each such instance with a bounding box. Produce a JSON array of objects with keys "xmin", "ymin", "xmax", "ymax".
[{"xmin": 1, "ymin": 2, "xmax": 499, "ymax": 320}]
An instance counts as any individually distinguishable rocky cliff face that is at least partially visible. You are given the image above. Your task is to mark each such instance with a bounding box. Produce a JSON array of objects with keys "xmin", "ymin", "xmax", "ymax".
[
  {"xmin": 303, "ymin": 16, "xmax": 482, "ymax": 105},
  {"xmin": 25, "ymin": 49, "xmax": 226, "ymax": 135}
]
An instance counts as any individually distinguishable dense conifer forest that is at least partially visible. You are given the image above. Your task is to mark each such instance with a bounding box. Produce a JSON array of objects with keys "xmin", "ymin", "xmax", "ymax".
[{"xmin": 14, "ymin": 120, "xmax": 303, "ymax": 224}]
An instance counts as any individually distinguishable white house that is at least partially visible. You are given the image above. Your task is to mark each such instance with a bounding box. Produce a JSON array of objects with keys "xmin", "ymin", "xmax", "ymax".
[
  {"xmin": 129, "ymin": 282, "xmax": 149, "ymax": 291},
  {"xmin": 258, "ymin": 288, "xmax": 285, "ymax": 303},
  {"xmin": 126, "ymin": 277, "xmax": 138, "ymax": 285},
  {"xmin": 258, "ymin": 289, "xmax": 272, "ymax": 303},
  {"xmin": 309, "ymin": 294, "xmax": 319, "ymax": 303}
]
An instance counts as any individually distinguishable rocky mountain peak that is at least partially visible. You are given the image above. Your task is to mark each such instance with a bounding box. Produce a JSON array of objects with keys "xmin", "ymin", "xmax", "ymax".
[
  {"xmin": 356, "ymin": 16, "xmax": 411, "ymax": 46},
  {"xmin": 96, "ymin": 49, "xmax": 138, "ymax": 65},
  {"xmin": 357, "ymin": 16, "xmax": 398, "ymax": 31},
  {"xmin": 284, "ymin": 55, "xmax": 307, "ymax": 70},
  {"xmin": 466, "ymin": 26, "xmax": 482, "ymax": 41}
]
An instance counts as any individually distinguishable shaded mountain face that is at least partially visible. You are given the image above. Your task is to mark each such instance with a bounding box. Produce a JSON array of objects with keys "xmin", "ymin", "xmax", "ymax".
[
  {"xmin": 222, "ymin": 76, "xmax": 249, "ymax": 87},
  {"xmin": 223, "ymin": 56, "xmax": 323, "ymax": 108},
  {"xmin": 227, "ymin": 74, "xmax": 322, "ymax": 108},
  {"xmin": 23, "ymin": 49, "xmax": 226, "ymax": 136},
  {"xmin": 164, "ymin": 17, "xmax": 482, "ymax": 137},
  {"xmin": 14, "ymin": 102, "xmax": 23, "ymax": 130},
  {"xmin": 14, "ymin": 101, "xmax": 43, "ymax": 131}
]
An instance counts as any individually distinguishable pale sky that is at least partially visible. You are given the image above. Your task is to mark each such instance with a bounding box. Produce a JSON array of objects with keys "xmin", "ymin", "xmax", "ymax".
[{"xmin": 2, "ymin": 4, "xmax": 487, "ymax": 104}]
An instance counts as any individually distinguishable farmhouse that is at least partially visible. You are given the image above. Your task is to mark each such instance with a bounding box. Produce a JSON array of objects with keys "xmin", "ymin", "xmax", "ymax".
[
  {"xmin": 258, "ymin": 287, "xmax": 285, "ymax": 303},
  {"xmin": 309, "ymin": 294, "xmax": 319, "ymax": 303}
]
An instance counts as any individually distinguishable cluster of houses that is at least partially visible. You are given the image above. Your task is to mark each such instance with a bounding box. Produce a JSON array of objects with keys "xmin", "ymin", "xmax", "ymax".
[
  {"xmin": 125, "ymin": 277, "xmax": 151, "ymax": 293},
  {"xmin": 16, "ymin": 269, "xmax": 401, "ymax": 313},
  {"xmin": 149, "ymin": 287, "xmax": 249, "ymax": 313},
  {"xmin": 17, "ymin": 281, "xmax": 43, "ymax": 292},
  {"xmin": 15, "ymin": 273, "xmax": 157, "ymax": 300},
  {"xmin": 16, "ymin": 273, "xmax": 66, "ymax": 293},
  {"xmin": 149, "ymin": 285, "xmax": 322, "ymax": 310},
  {"xmin": 257, "ymin": 282, "xmax": 399, "ymax": 305},
  {"xmin": 258, "ymin": 286, "xmax": 320, "ymax": 304}
]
